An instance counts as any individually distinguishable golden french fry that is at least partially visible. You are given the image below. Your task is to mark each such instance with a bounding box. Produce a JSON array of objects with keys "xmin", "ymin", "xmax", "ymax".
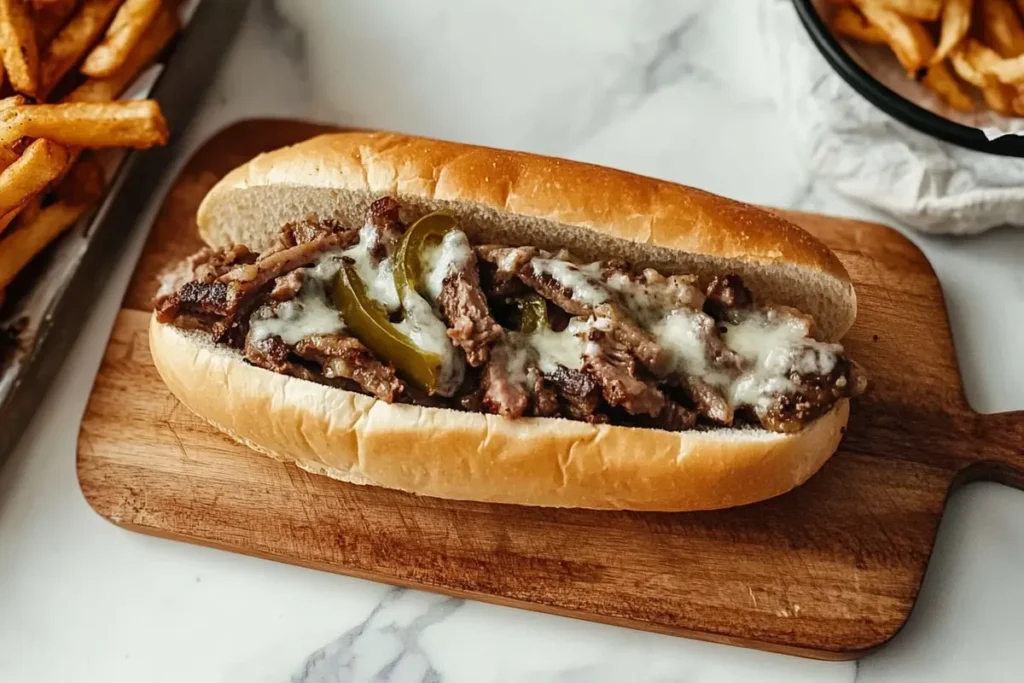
[
  {"xmin": 931, "ymin": 0, "xmax": 972, "ymax": 65},
  {"xmin": 80, "ymin": 0, "xmax": 162, "ymax": 78},
  {"xmin": 14, "ymin": 194, "xmax": 43, "ymax": 228},
  {"xmin": 35, "ymin": 0, "xmax": 82, "ymax": 46},
  {"xmin": 0, "ymin": 200, "xmax": 97, "ymax": 290},
  {"xmin": 981, "ymin": 82, "xmax": 1015, "ymax": 114},
  {"xmin": 0, "ymin": 100, "xmax": 169, "ymax": 149},
  {"xmin": 0, "ymin": 94, "xmax": 27, "ymax": 110},
  {"xmin": 0, "ymin": 0, "xmax": 40, "ymax": 96},
  {"xmin": 832, "ymin": 6, "xmax": 888, "ymax": 43},
  {"xmin": 0, "ymin": 139, "xmax": 69, "ymax": 220},
  {"xmin": 856, "ymin": 1, "xmax": 935, "ymax": 73},
  {"xmin": 875, "ymin": 0, "xmax": 942, "ymax": 20},
  {"xmin": 951, "ymin": 41, "xmax": 989, "ymax": 86},
  {"xmin": 982, "ymin": 52, "xmax": 1024, "ymax": 83},
  {"xmin": 39, "ymin": 0, "xmax": 126, "ymax": 98},
  {"xmin": 922, "ymin": 60, "xmax": 974, "ymax": 111},
  {"xmin": 54, "ymin": 153, "xmax": 104, "ymax": 206},
  {"xmin": 65, "ymin": 5, "xmax": 178, "ymax": 103},
  {"xmin": 982, "ymin": 0, "xmax": 1024, "ymax": 58}
]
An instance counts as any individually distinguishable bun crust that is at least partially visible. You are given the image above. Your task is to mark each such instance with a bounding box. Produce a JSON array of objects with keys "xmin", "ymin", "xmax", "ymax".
[
  {"xmin": 150, "ymin": 318, "xmax": 848, "ymax": 512},
  {"xmin": 197, "ymin": 131, "xmax": 855, "ymax": 341}
]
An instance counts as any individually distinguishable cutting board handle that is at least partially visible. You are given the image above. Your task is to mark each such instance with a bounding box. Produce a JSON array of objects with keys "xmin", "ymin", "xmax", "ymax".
[{"xmin": 963, "ymin": 410, "xmax": 1024, "ymax": 488}]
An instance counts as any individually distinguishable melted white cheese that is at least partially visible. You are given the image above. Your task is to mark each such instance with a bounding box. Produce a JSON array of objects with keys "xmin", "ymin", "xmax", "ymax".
[
  {"xmin": 423, "ymin": 230, "xmax": 472, "ymax": 302},
  {"xmin": 249, "ymin": 266, "xmax": 345, "ymax": 344},
  {"xmin": 531, "ymin": 258, "xmax": 609, "ymax": 306},
  {"xmin": 394, "ymin": 290, "xmax": 465, "ymax": 396},
  {"xmin": 724, "ymin": 313, "xmax": 841, "ymax": 409},
  {"xmin": 340, "ymin": 224, "xmax": 401, "ymax": 311},
  {"xmin": 530, "ymin": 319, "xmax": 592, "ymax": 373}
]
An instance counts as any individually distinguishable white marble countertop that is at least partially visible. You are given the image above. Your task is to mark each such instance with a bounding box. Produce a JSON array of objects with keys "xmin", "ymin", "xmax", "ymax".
[{"xmin": 1, "ymin": 1, "xmax": 1022, "ymax": 681}]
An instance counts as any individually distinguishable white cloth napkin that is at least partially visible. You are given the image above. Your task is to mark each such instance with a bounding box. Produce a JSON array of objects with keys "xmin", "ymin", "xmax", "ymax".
[{"xmin": 760, "ymin": 0, "xmax": 1024, "ymax": 236}]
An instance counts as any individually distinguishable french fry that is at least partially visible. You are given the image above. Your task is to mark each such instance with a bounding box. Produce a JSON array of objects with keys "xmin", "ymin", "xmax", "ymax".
[
  {"xmin": 832, "ymin": 6, "xmax": 888, "ymax": 43},
  {"xmin": 856, "ymin": 1, "xmax": 936, "ymax": 73},
  {"xmin": 981, "ymin": 0, "xmax": 1024, "ymax": 58},
  {"xmin": 65, "ymin": 4, "xmax": 178, "ymax": 103},
  {"xmin": 922, "ymin": 60, "xmax": 974, "ymax": 110},
  {"xmin": 39, "ymin": 0, "xmax": 126, "ymax": 98},
  {"xmin": 81, "ymin": 0, "xmax": 161, "ymax": 78},
  {"xmin": 950, "ymin": 38, "xmax": 1005, "ymax": 83},
  {"xmin": 981, "ymin": 51, "xmax": 1024, "ymax": 83},
  {"xmin": 0, "ymin": 0, "xmax": 40, "ymax": 96},
  {"xmin": 0, "ymin": 155, "xmax": 104, "ymax": 289},
  {"xmin": 1011, "ymin": 86, "xmax": 1024, "ymax": 115},
  {"xmin": 35, "ymin": 0, "xmax": 82, "ymax": 46},
  {"xmin": 931, "ymin": 0, "xmax": 972, "ymax": 65},
  {"xmin": 14, "ymin": 194, "xmax": 42, "ymax": 228},
  {"xmin": 875, "ymin": 0, "xmax": 942, "ymax": 20},
  {"xmin": 0, "ymin": 100, "xmax": 169, "ymax": 148},
  {"xmin": 0, "ymin": 139, "xmax": 69, "ymax": 222},
  {"xmin": 0, "ymin": 97, "xmax": 25, "ymax": 173},
  {"xmin": 981, "ymin": 82, "xmax": 1015, "ymax": 114},
  {"xmin": 0, "ymin": 199, "xmax": 97, "ymax": 290}
]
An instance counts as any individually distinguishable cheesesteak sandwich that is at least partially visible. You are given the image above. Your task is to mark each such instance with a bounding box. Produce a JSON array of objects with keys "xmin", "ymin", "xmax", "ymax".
[{"xmin": 150, "ymin": 132, "xmax": 867, "ymax": 511}]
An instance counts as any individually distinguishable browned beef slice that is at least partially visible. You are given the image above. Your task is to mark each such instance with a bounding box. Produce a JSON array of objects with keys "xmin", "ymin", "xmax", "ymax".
[
  {"xmin": 478, "ymin": 260, "xmax": 530, "ymax": 299},
  {"xmin": 704, "ymin": 274, "xmax": 753, "ymax": 321},
  {"xmin": 479, "ymin": 247, "xmax": 666, "ymax": 374},
  {"xmin": 293, "ymin": 334, "xmax": 405, "ymax": 403},
  {"xmin": 684, "ymin": 377, "xmax": 733, "ymax": 424},
  {"xmin": 476, "ymin": 245, "xmax": 537, "ymax": 274},
  {"xmin": 480, "ymin": 345, "xmax": 529, "ymax": 418},
  {"xmin": 758, "ymin": 359, "xmax": 868, "ymax": 433},
  {"xmin": 270, "ymin": 270, "xmax": 306, "ymax": 302},
  {"xmin": 437, "ymin": 261, "xmax": 503, "ymax": 367},
  {"xmin": 154, "ymin": 280, "xmax": 230, "ymax": 322},
  {"xmin": 582, "ymin": 327, "xmax": 664, "ymax": 417},
  {"xmin": 154, "ymin": 245, "xmax": 256, "ymax": 317},
  {"xmin": 546, "ymin": 366, "xmax": 603, "ymax": 422},
  {"xmin": 365, "ymin": 196, "xmax": 404, "ymax": 260},
  {"xmin": 531, "ymin": 373, "xmax": 560, "ymax": 417},
  {"xmin": 244, "ymin": 333, "xmax": 322, "ymax": 384},
  {"xmin": 630, "ymin": 399, "xmax": 698, "ymax": 432},
  {"xmin": 217, "ymin": 231, "xmax": 355, "ymax": 310},
  {"xmin": 281, "ymin": 219, "xmax": 345, "ymax": 247},
  {"xmin": 244, "ymin": 333, "xmax": 292, "ymax": 373},
  {"xmin": 591, "ymin": 303, "xmax": 665, "ymax": 374}
]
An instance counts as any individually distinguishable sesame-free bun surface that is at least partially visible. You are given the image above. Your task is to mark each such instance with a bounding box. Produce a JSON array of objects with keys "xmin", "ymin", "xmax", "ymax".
[
  {"xmin": 197, "ymin": 131, "xmax": 855, "ymax": 341},
  {"xmin": 150, "ymin": 319, "xmax": 849, "ymax": 512}
]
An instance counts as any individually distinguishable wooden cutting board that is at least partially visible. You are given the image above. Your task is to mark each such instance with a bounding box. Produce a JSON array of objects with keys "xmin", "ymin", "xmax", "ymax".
[{"xmin": 77, "ymin": 119, "xmax": 1024, "ymax": 660}]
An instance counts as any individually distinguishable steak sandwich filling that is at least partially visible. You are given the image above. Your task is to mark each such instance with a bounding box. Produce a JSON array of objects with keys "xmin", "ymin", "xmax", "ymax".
[{"xmin": 155, "ymin": 196, "xmax": 867, "ymax": 435}]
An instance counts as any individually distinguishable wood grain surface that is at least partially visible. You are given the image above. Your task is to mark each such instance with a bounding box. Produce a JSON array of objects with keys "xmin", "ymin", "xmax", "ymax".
[{"xmin": 76, "ymin": 120, "xmax": 1024, "ymax": 660}]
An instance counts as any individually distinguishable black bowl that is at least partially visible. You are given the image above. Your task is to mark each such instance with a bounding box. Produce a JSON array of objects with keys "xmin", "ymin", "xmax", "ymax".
[{"xmin": 792, "ymin": 0, "xmax": 1024, "ymax": 157}]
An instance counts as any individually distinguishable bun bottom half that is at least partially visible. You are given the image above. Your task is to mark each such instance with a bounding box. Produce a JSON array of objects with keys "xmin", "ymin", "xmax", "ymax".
[{"xmin": 150, "ymin": 317, "xmax": 849, "ymax": 511}]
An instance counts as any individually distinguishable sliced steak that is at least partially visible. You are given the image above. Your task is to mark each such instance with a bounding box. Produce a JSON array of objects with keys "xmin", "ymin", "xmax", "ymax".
[
  {"xmin": 704, "ymin": 274, "xmax": 753, "ymax": 321},
  {"xmin": 758, "ymin": 358, "xmax": 868, "ymax": 433},
  {"xmin": 684, "ymin": 377, "xmax": 733, "ymax": 424},
  {"xmin": 546, "ymin": 366, "xmax": 603, "ymax": 422},
  {"xmin": 531, "ymin": 372, "xmax": 560, "ymax": 417},
  {"xmin": 582, "ymin": 325, "xmax": 665, "ymax": 417},
  {"xmin": 437, "ymin": 261, "xmax": 502, "ymax": 367},
  {"xmin": 480, "ymin": 344, "xmax": 530, "ymax": 418},
  {"xmin": 270, "ymin": 270, "xmax": 306, "ymax": 302},
  {"xmin": 293, "ymin": 334, "xmax": 405, "ymax": 402},
  {"xmin": 281, "ymin": 218, "xmax": 345, "ymax": 248},
  {"xmin": 365, "ymin": 196, "xmax": 404, "ymax": 260},
  {"xmin": 479, "ymin": 246, "xmax": 665, "ymax": 373}
]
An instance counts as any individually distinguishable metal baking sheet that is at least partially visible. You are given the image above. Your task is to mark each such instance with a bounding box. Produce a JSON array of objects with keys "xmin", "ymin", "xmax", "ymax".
[{"xmin": 0, "ymin": 0, "xmax": 250, "ymax": 464}]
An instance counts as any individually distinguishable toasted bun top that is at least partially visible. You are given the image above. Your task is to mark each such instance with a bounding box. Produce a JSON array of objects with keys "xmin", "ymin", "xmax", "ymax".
[{"xmin": 197, "ymin": 131, "xmax": 855, "ymax": 340}]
